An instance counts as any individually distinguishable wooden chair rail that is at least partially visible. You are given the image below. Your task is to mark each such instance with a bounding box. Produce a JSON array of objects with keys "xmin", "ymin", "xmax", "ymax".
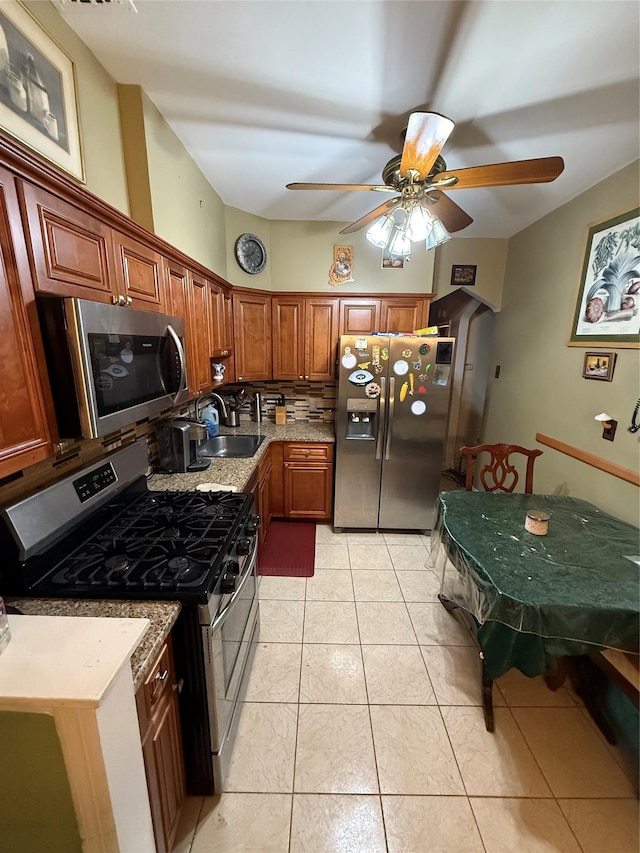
[{"xmin": 536, "ymin": 433, "xmax": 639, "ymax": 487}]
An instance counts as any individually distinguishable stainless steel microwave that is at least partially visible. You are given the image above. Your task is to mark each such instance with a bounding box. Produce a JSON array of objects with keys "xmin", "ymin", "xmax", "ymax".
[{"xmin": 38, "ymin": 297, "xmax": 189, "ymax": 439}]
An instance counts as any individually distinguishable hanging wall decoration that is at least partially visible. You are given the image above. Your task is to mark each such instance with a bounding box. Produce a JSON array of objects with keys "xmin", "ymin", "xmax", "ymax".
[
  {"xmin": 0, "ymin": 1, "xmax": 84, "ymax": 181},
  {"xmin": 569, "ymin": 207, "xmax": 640, "ymax": 348},
  {"xmin": 328, "ymin": 244, "xmax": 354, "ymax": 286}
]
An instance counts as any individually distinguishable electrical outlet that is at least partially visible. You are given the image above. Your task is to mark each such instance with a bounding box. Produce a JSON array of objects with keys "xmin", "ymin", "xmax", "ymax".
[
  {"xmin": 464, "ymin": 362, "xmax": 473, "ymax": 370},
  {"xmin": 494, "ymin": 365, "xmax": 501, "ymax": 379}
]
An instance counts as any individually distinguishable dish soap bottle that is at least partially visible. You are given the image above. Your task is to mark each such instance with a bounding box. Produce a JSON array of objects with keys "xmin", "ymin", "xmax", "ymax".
[{"xmin": 201, "ymin": 404, "xmax": 219, "ymax": 438}]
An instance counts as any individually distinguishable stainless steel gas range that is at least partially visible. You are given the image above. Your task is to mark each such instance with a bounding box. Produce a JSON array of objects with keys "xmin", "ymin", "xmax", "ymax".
[{"xmin": 0, "ymin": 439, "xmax": 260, "ymax": 795}]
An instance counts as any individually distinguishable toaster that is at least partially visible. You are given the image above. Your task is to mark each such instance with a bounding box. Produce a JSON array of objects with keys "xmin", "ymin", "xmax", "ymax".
[{"xmin": 156, "ymin": 419, "xmax": 210, "ymax": 473}]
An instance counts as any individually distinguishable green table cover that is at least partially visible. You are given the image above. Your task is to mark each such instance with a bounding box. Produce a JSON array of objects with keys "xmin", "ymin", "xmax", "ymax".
[{"xmin": 429, "ymin": 492, "xmax": 640, "ymax": 680}]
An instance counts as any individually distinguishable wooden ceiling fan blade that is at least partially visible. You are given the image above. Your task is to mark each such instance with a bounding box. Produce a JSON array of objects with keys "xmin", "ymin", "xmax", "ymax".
[
  {"xmin": 435, "ymin": 156, "xmax": 565, "ymax": 190},
  {"xmin": 339, "ymin": 197, "xmax": 403, "ymax": 234},
  {"xmin": 399, "ymin": 112, "xmax": 455, "ymax": 181},
  {"xmin": 420, "ymin": 191, "xmax": 473, "ymax": 233},
  {"xmin": 286, "ymin": 182, "xmax": 396, "ymax": 193}
]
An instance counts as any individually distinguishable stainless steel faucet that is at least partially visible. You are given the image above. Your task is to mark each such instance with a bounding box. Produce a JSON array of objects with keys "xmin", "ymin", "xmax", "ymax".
[{"xmin": 195, "ymin": 393, "xmax": 228, "ymax": 422}]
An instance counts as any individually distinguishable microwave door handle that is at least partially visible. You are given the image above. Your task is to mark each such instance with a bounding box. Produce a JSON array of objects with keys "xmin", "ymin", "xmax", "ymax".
[
  {"xmin": 166, "ymin": 323, "xmax": 188, "ymax": 400},
  {"xmin": 211, "ymin": 535, "xmax": 258, "ymax": 632}
]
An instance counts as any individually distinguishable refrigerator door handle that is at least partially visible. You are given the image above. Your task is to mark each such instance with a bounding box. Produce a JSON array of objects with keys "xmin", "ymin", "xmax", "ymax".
[
  {"xmin": 385, "ymin": 376, "xmax": 395, "ymax": 460},
  {"xmin": 375, "ymin": 376, "xmax": 386, "ymax": 460}
]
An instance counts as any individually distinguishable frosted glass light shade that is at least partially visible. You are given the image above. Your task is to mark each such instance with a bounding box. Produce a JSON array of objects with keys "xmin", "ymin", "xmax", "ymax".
[
  {"xmin": 387, "ymin": 226, "xmax": 412, "ymax": 257},
  {"xmin": 366, "ymin": 215, "xmax": 394, "ymax": 248},
  {"xmin": 406, "ymin": 205, "xmax": 435, "ymax": 242},
  {"xmin": 425, "ymin": 217, "xmax": 451, "ymax": 250}
]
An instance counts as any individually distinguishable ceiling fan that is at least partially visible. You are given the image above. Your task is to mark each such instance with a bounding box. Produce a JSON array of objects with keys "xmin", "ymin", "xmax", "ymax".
[{"xmin": 286, "ymin": 112, "xmax": 564, "ymax": 236}]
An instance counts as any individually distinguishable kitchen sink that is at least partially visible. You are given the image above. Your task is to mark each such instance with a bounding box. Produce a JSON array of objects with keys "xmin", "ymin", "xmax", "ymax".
[{"xmin": 197, "ymin": 434, "xmax": 265, "ymax": 458}]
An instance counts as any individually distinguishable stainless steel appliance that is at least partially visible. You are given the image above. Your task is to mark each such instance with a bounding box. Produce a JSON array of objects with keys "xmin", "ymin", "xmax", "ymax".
[
  {"xmin": 0, "ymin": 439, "xmax": 260, "ymax": 795},
  {"xmin": 37, "ymin": 298, "xmax": 189, "ymax": 439},
  {"xmin": 156, "ymin": 419, "xmax": 211, "ymax": 473},
  {"xmin": 334, "ymin": 334, "xmax": 455, "ymax": 531}
]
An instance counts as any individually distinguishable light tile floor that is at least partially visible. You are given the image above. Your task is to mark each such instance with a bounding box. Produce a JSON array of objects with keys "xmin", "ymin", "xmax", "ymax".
[{"xmin": 174, "ymin": 527, "xmax": 639, "ymax": 853}]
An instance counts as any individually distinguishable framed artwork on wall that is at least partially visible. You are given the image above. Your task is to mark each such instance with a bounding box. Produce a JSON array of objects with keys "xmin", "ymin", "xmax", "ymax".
[
  {"xmin": 451, "ymin": 264, "xmax": 476, "ymax": 286},
  {"xmin": 0, "ymin": 1, "xmax": 84, "ymax": 182},
  {"xmin": 569, "ymin": 207, "xmax": 639, "ymax": 348},
  {"xmin": 582, "ymin": 351, "xmax": 616, "ymax": 381}
]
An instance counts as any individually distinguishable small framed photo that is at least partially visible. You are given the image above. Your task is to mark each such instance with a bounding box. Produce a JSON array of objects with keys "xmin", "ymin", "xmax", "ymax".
[
  {"xmin": 382, "ymin": 245, "xmax": 405, "ymax": 269},
  {"xmin": 451, "ymin": 264, "xmax": 476, "ymax": 286},
  {"xmin": 582, "ymin": 351, "xmax": 616, "ymax": 381}
]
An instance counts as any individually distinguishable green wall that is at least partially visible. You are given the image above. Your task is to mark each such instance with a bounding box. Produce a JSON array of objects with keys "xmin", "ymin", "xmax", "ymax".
[
  {"xmin": 141, "ymin": 91, "xmax": 228, "ymax": 274},
  {"xmin": 482, "ymin": 160, "xmax": 640, "ymax": 525},
  {"xmin": 0, "ymin": 711, "xmax": 82, "ymax": 851}
]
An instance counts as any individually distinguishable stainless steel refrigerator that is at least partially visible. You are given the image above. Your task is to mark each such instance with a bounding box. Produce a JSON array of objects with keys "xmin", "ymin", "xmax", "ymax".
[{"xmin": 334, "ymin": 334, "xmax": 455, "ymax": 531}]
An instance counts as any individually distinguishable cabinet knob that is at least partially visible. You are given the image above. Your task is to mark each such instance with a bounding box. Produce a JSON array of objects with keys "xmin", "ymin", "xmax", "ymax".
[
  {"xmin": 126, "ymin": 296, "xmax": 133, "ymax": 305},
  {"xmin": 299, "ymin": 375, "xmax": 303, "ymax": 380},
  {"xmin": 113, "ymin": 294, "xmax": 127, "ymax": 306}
]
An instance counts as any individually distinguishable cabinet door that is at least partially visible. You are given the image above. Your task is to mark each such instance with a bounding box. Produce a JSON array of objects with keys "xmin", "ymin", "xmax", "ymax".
[
  {"xmin": 222, "ymin": 291, "xmax": 236, "ymax": 382},
  {"xmin": 380, "ymin": 298, "xmax": 429, "ymax": 333},
  {"xmin": 257, "ymin": 449, "xmax": 272, "ymax": 547},
  {"xmin": 18, "ymin": 180, "xmax": 117, "ymax": 303},
  {"xmin": 112, "ymin": 231, "xmax": 166, "ymax": 311},
  {"xmin": 339, "ymin": 299, "xmax": 381, "ymax": 335},
  {"xmin": 0, "ymin": 168, "xmax": 54, "ymax": 476},
  {"xmin": 187, "ymin": 271, "xmax": 213, "ymax": 395},
  {"xmin": 272, "ymin": 296, "xmax": 304, "ymax": 380},
  {"xmin": 233, "ymin": 292, "xmax": 272, "ymax": 381},
  {"xmin": 137, "ymin": 636, "xmax": 185, "ymax": 853},
  {"xmin": 305, "ymin": 298, "xmax": 339, "ymax": 381},
  {"xmin": 284, "ymin": 462, "xmax": 333, "ymax": 519}
]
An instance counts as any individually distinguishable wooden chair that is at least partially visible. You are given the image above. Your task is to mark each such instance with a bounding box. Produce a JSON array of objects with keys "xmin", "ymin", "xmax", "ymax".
[{"xmin": 459, "ymin": 443, "xmax": 542, "ymax": 494}]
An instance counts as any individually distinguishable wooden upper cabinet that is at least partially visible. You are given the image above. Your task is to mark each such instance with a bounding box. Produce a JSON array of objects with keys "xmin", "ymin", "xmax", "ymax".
[
  {"xmin": 233, "ymin": 291, "xmax": 272, "ymax": 382},
  {"xmin": 272, "ymin": 296, "xmax": 305, "ymax": 380},
  {"xmin": 18, "ymin": 180, "xmax": 116, "ymax": 303},
  {"xmin": 187, "ymin": 271, "xmax": 214, "ymax": 395},
  {"xmin": 305, "ymin": 298, "xmax": 338, "ymax": 381},
  {"xmin": 380, "ymin": 297, "xmax": 430, "ymax": 333},
  {"xmin": 339, "ymin": 299, "xmax": 381, "ymax": 335},
  {"xmin": 112, "ymin": 231, "xmax": 166, "ymax": 312},
  {"xmin": 0, "ymin": 167, "xmax": 54, "ymax": 477}
]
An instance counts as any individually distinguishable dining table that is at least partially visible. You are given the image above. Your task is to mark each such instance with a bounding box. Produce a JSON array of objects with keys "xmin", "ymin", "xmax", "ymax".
[{"xmin": 428, "ymin": 490, "xmax": 640, "ymax": 731}]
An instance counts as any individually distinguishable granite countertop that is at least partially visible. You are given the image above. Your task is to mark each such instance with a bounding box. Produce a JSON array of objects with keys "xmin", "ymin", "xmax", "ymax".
[
  {"xmin": 147, "ymin": 419, "xmax": 335, "ymax": 493},
  {"xmin": 5, "ymin": 598, "xmax": 181, "ymax": 692}
]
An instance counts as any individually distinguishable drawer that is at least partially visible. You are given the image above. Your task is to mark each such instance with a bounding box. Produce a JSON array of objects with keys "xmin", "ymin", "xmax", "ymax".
[
  {"xmin": 141, "ymin": 640, "xmax": 174, "ymax": 719},
  {"xmin": 284, "ymin": 442, "xmax": 334, "ymax": 462}
]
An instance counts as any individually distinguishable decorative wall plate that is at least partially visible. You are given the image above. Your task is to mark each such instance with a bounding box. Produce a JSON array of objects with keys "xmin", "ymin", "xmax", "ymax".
[{"xmin": 234, "ymin": 233, "xmax": 267, "ymax": 274}]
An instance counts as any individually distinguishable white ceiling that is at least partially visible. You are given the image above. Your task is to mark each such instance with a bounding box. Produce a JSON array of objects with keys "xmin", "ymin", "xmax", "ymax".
[{"xmin": 56, "ymin": 0, "xmax": 639, "ymax": 238}]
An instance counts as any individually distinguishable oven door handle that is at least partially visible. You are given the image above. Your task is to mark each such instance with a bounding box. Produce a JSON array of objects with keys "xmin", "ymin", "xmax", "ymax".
[
  {"xmin": 211, "ymin": 535, "xmax": 258, "ymax": 632},
  {"xmin": 166, "ymin": 323, "xmax": 188, "ymax": 401}
]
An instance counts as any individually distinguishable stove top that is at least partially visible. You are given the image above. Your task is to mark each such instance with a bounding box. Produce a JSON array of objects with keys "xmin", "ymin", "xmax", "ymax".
[
  {"xmin": 1, "ymin": 440, "xmax": 258, "ymax": 605},
  {"xmin": 43, "ymin": 490, "xmax": 250, "ymax": 596}
]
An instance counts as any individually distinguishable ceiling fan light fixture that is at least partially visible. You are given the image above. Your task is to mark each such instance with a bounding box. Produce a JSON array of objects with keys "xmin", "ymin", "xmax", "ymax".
[
  {"xmin": 366, "ymin": 214, "xmax": 394, "ymax": 248},
  {"xmin": 405, "ymin": 204, "xmax": 435, "ymax": 242},
  {"xmin": 425, "ymin": 217, "xmax": 451, "ymax": 250},
  {"xmin": 386, "ymin": 225, "xmax": 412, "ymax": 257}
]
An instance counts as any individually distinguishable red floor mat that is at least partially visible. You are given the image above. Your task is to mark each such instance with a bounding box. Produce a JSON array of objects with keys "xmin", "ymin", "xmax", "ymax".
[{"xmin": 257, "ymin": 521, "xmax": 316, "ymax": 577}]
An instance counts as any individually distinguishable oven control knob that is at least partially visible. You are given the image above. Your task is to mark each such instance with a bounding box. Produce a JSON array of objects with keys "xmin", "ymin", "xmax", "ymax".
[
  {"xmin": 246, "ymin": 514, "xmax": 261, "ymax": 534},
  {"xmin": 220, "ymin": 572, "xmax": 236, "ymax": 594},
  {"xmin": 224, "ymin": 559, "xmax": 240, "ymax": 576},
  {"xmin": 236, "ymin": 537, "xmax": 252, "ymax": 555}
]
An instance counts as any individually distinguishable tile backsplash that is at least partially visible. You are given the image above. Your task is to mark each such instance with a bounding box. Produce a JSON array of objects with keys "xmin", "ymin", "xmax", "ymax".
[
  {"xmin": 223, "ymin": 380, "xmax": 336, "ymax": 423},
  {"xmin": 0, "ymin": 381, "xmax": 336, "ymax": 508}
]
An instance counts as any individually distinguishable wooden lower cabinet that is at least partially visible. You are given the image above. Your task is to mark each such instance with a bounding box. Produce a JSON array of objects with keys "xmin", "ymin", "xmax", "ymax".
[
  {"xmin": 136, "ymin": 634, "xmax": 186, "ymax": 853},
  {"xmin": 257, "ymin": 446, "xmax": 272, "ymax": 547},
  {"xmin": 281, "ymin": 442, "xmax": 334, "ymax": 521}
]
